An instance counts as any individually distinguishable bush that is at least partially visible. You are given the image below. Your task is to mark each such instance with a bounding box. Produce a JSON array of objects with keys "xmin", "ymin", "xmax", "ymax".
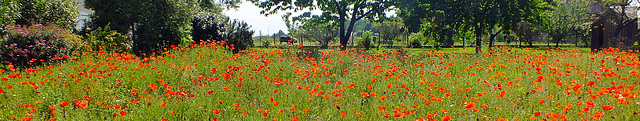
[
  {"xmin": 0, "ymin": 24, "xmax": 83, "ymax": 67},
  {"xmin": 409, "ymin": 39, "xmax": 422, "ymax": 48},
  {"xmin": 223, "ymin": 19, "xmax": 255, "ymax": 53},
  {"xmin": 261, "ymin": 39, "xmax": 272, "ymax": 48},
  {"xmin": 0, "ymin": 0, "xmax": 20, "ymax": 28},
  {"xmin": 191, "ymin": 12, "xmax": 225, "ymax": 43},
  {"xmin": 12, "ymin": 0, "xmax": 79, "ymax": 30},
  {"xmin": 358, "ymin": 31, "xmax": 373, "ymax": 50},
  {"xmin": 408, "ymin": 33, "xmax": 424, "ymax": 48},
  {"xmin": 86, "ymin": 25, "xmax": 131, "ymax": 53}
]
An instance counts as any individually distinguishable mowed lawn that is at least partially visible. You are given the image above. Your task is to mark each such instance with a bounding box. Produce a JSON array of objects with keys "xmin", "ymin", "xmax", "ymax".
[{"xmin": 1, "ymin": 42, "xmax": 639, "ymax": 121}]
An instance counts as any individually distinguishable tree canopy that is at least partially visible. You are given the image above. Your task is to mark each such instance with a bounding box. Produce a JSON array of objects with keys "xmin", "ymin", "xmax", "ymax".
[
  {"xmin": 85, "ymin": 0, "xmax": 199, "ymax": 53},
  {"xmin": 397, "ymin": 0, "xmax": 554, "ymax": 53},
  {"xmin": 1, "ymin": 0, "xmax": 79, "ymax": 30},
  {"xmin": 250, "ymin": 0, "xmax": 396, "ymax": 50}
]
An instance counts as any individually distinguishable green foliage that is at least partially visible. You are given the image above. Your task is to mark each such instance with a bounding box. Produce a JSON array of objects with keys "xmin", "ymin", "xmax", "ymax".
[
  {"xmin": 402, "ymin": 0, "xmax": 554, "ymax": 53},
  {"xmin": 396, "ymin": 0, "xmax": 428, "ymax": 33},
  {"xmin": 408, "ymin": 33, "xmax": 424, "ymax": 48},
  {"xmin": 85, "ymin": 0, "xmax": 198, "ymax": 54},
  {"xmin": 374, "ymin": 20, "xmax": 404, "ymax": 45},
  {"xmin": 0, "ymin": 0, "xmax": 19, "ymax": 28},
  {"xmin": 1, "ymin": 0, "xmax": 79, "ymax": 30},
  {"xmin": 223, "ymin": 19, "xmax": 255, "ymax": 53},
  {"xmin": 544, "ymin": 0, "xmax": 589, "ymax": 47},
  {"xmin": 308, "ymin": 22, "xmax": 338, "ymax": 49},
  {"xmin": 358, "ymin": 31, "xmax": 373, "ymax": 49},
  {"xmin": 261, "ymin": 38, "xmax": 272, "ymax": 48},
  {"xmin": 86, "ymin": 25, "xmax": 130, "ymax": 53},
  {"xmin": 191, "ymin": 12, "xmax": 227, "ymax": 42},
  {"xmin": 421, "ymin": 22, "xmax": 455, "ymax": 49},
  {"xmin": 251, "ymin": 0, "xmax": 396, "ymax": 50},
  {"xmin": 0, "ymin": 24, "xmax": 83, "ymax": 67},
  {"xmin": 513, "ymin": 22, "xmax": 543, "ymax": 47}
]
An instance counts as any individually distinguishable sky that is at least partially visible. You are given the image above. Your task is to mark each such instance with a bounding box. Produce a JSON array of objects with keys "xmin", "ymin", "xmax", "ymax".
[{"xmin": 223, "ymin": 2, "xmax": 321, "ymax": 36}]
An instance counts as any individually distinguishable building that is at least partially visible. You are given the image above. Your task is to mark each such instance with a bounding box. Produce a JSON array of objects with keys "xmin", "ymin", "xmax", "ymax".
[{"xmin": 590, "ymin": 1, "xmax": 640, "ymax": 51}]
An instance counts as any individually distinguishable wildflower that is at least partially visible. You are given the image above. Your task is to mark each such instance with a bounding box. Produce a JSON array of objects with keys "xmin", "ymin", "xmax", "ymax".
[
  {"xmin": 60, "ymin": 102, "xmax": 69, "ymax": 107},
  {"xmin": 213, "ymin": 109, "xmax": 221, "ymax": 114},
  {"xmin": 73, "ymin": 100, "xmax": 88, "ymax": 109},
  {"xmin": 441, "ymin": 115, "xmax": 451, "ymax": 121},
  {"xmin": 465, "ymin": 102, "xmax": 476, "ymax": 109}
]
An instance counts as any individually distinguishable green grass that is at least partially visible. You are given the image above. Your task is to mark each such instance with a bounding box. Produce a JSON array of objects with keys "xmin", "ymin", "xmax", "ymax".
[{"xmin": 1, "ymin": 42, "xmax": 639, "ymax": 121}]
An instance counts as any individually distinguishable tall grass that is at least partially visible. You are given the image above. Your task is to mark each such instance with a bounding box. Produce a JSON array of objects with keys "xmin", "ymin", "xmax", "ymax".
[{"xmin": 0, "ymin": 41, "xmax": 639, "ymax": 121}]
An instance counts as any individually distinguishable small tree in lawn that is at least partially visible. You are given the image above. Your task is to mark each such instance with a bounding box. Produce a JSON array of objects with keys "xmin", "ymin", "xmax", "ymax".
[{"xmin": 374, "ymin": 20, "xmax": 404, "ymax": 48}]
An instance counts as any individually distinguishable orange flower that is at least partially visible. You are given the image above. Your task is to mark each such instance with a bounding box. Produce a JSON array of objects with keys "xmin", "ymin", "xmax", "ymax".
[
  {"xmin": 60, "ymin": 102, "xmax": 69, "ymax": 107},
  {"xmin": 602, "ymin": 106, "xmax": 614, "ymax": 110},
  {"xmin": 465, "ymin": 102, "xmax": 476, "ymax": 109},
  {"xmin": 160, "ymin": 102, "xmax": 166, "ymax": 107},
  {"xmin": 73, "ymin": 100, "xmax": 88, "ymax": 109},
  {"xmin": 303, "ymin": 109, "xmax": 310, "ymax": 113},
  {"xmin": 48, "ymin": 105, "xmax": 56, "ymax": 111},
  {"xmin": 441, "ymin": 115, "xmax": 451, "ymax": 121},
  {"xmin": 361, "ymin": 92, "xmax": 370, "ymax": 97},
  {"xmin": 213, "ymin": 109, "xmax": 221, "ymax": 114},
  {"xmin": 393, "ymin": 112, "xmax": 403, "ymax": 117}
]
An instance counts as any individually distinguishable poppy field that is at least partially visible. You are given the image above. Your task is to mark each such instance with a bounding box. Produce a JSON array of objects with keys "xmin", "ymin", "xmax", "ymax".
[{"xmin": 1, "ymin": 41, "xmax": 640, "ymax": 121}]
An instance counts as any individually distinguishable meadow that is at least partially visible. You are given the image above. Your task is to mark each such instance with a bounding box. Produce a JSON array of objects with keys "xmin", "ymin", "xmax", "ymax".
[{"xmin": 1, "ymin": 41, "xmax": 639, "ymax": 121}]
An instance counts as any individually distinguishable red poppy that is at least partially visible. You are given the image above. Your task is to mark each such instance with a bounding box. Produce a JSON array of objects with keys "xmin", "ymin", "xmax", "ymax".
[
  {"xmin": 465, "ymin": 102, "xmax": 476, "ymax": 109},
  {"xmin": 74, "ymin": 100, "xmax": 88, "ymax": 109},
  {"xmin": 60, "ymin": 102, "xmax": 69, "ymax": 107},
  {"xmin": 602, "ymin": 106, "xmax": 614, "ymax": 110},
  {"xmin": 441, "ymin": 115, "xmax": 451, "ymax": 121},
  {"xmin": 213, "ymin": 109, "xmax": 220, "ymax": 114}
]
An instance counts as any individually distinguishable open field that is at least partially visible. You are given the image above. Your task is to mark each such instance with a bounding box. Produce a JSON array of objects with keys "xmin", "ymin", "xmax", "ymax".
[{"xmin": 1, "ymin": 42, "xmax": 639, "ymax": 120}]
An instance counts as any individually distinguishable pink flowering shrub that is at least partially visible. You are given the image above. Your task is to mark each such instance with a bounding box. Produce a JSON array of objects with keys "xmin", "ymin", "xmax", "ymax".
[{"xmin": 0, "ymin": 24, "xmax": 83, "ymax": 67}]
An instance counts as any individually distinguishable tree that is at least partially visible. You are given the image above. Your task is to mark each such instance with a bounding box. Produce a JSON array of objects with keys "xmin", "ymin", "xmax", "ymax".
[
  {"xmin": 512, "ymin": 22, "xmax": 542, "ymax": 47},
  {"xmin": 85, "ymin": 0, "xmax": 199, "ymax": 53},
  {"xmin": 297, "ymin": 14, "xmax": 339, "ymax": 48},
  {"xmin": 0, "ymin": 0, "xmax": 19, "ymax": 28},
  {"xmin": 544, "ymin": 0, "xmax": 589, "ymax": 48},
  {"xmin": 374, "ymin": 20, "xmax": 404, "ymax": 47},
  {"xmin": 396, "ymin": 0, "xmax": 428, "ymax": 33},
  {"xmin": 462, "ymin": 0, "xmax": 553, "ymax": 53},
  {"xmin": 223, "ymin": 19, "xmax": 255, "ymax": 53},
  {"xmin": 1, "ymin": 0, "xmax": 79, "ymax": 30},
  {"xmin": 251, "ymin": 0, "xmax": 396, "ymax": 50},
  {"xmin": 191, "ymin": 12, "xmax": 227, "ymax": 42}
]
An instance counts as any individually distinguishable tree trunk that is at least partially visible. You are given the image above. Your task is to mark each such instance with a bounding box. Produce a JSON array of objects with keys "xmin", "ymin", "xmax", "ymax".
[
  {"xmin": 489, "ymin": 35, "xmax": 496, "ymax": 50},
  {"xmin": 338, "ymin": 5, "xmax": 347, "ymax": 50},
  {"xmin": 475, "ymin": 24, "xmax": 483, "ymax": 54},
  {"xmin": 488, "ymin": 29, "xmax": 502, "ymax": 50},
  {"xmin": 556, "ymin": 38, "xmax": 560, "ymax": 48},
  {"xmin": 462, "ymin": 34, "xmax": 466, "ymax": 47},
  {"xmin": 345, "ymin": 15, "xmax": 358, "ymax": 49}
]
